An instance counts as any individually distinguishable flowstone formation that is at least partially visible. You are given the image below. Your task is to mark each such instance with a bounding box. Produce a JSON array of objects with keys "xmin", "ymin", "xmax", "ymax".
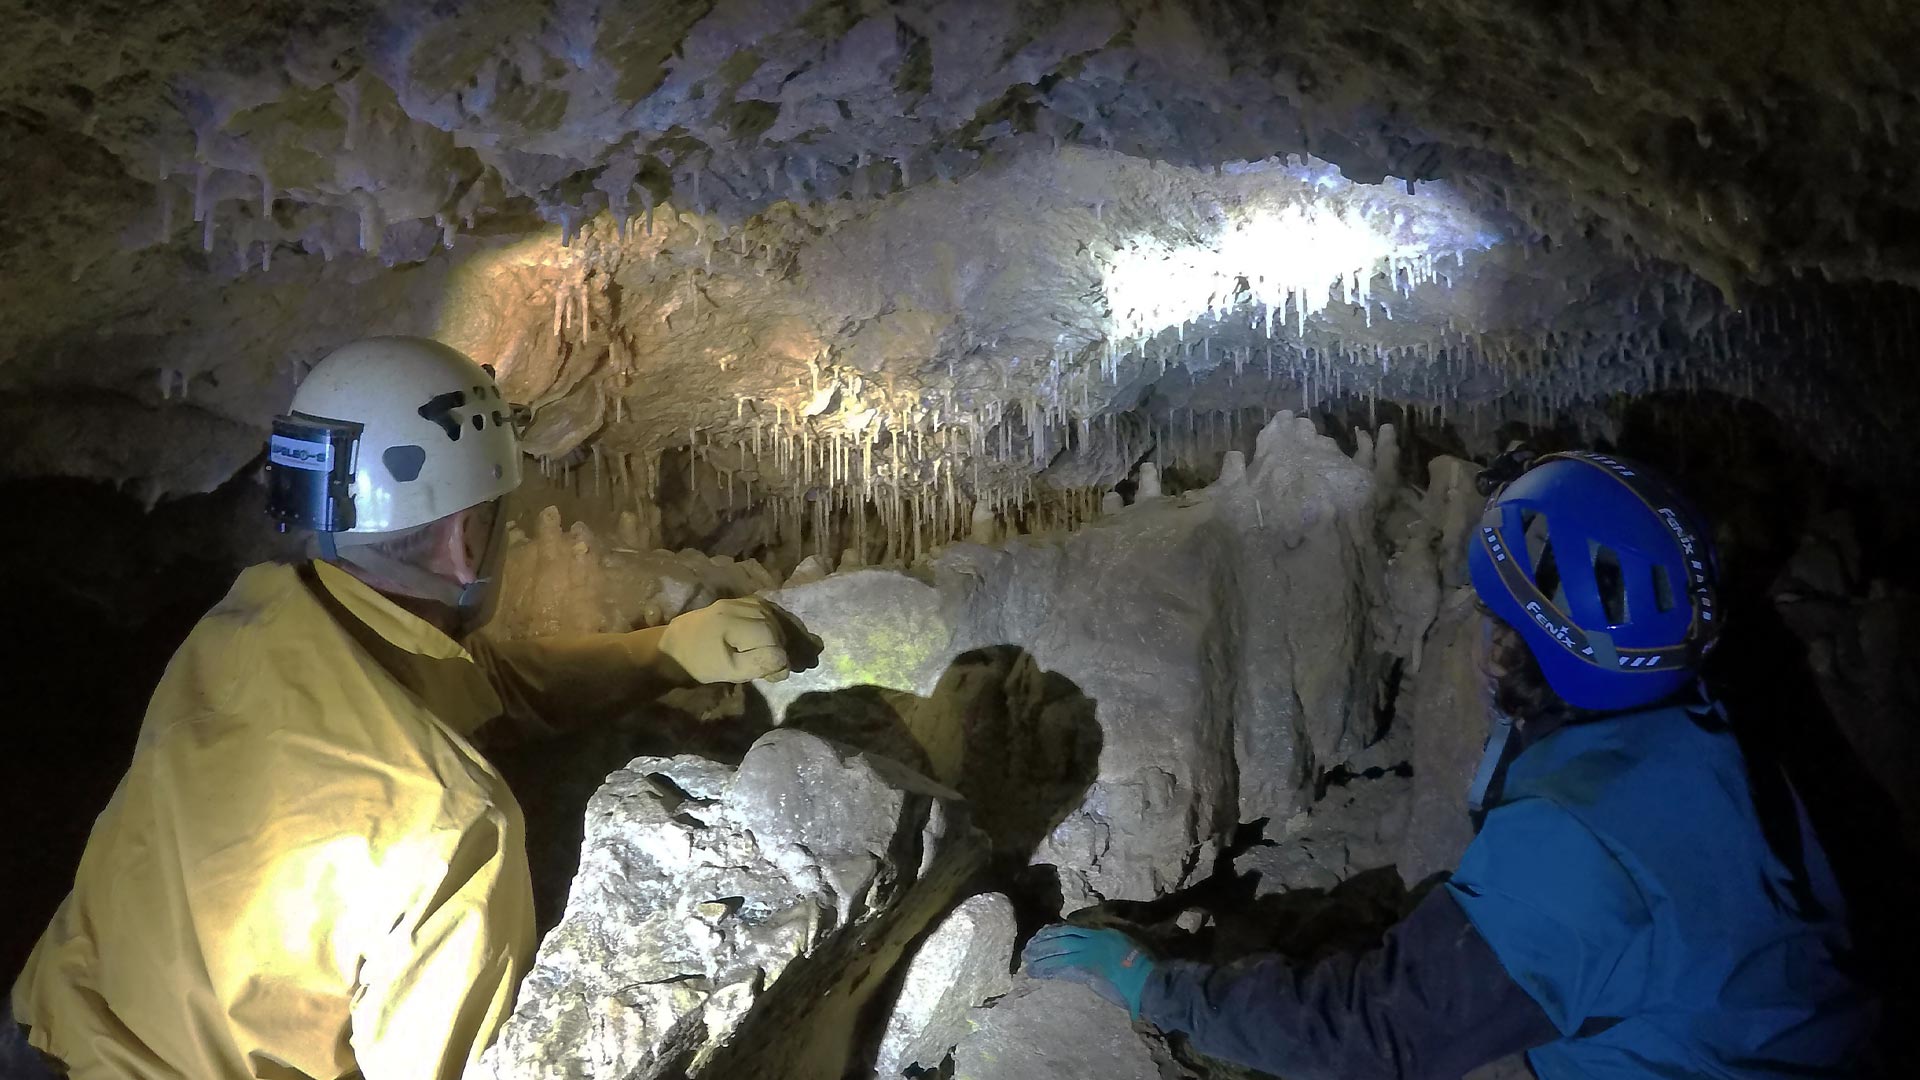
[{"xmin": 761, "ymin": 411, "xmax": 1392, "ymax": 908}]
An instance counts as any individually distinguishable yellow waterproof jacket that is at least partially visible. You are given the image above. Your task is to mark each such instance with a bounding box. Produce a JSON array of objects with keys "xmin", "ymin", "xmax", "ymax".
[{"xmin": 12, "ymin": 559, "xmax": 685, "ymax": 1079}]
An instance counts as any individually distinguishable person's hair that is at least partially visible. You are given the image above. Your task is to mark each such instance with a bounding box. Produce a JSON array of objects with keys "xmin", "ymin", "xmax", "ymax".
[{"xmin": 1485, "ymin": 616, "xmax": 1600, "ymax": 734}]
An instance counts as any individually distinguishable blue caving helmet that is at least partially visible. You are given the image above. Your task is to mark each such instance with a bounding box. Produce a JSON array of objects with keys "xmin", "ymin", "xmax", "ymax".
[{"xmin": 1467, "ymin": 451, "xmax": 1722, "ymax": 712}]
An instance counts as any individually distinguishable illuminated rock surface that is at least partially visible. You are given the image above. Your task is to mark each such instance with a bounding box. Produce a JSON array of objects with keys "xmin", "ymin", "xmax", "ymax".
[
  {"xmin": 875, "ymin": 891, "xmax": 1018, "ymax": 1077},
  {"xmin": 949, "ymin": 978, "xmax": 1162, "ymax": 1080},
  {"xmin": 475, "ymin": 729, "xmax": 985, "ymax": 1080},
  {"xmin": 1235, "ymin": 770, "xmax": 1410, "ymax": 897},
  {"xmin": 740, "ymin": 411, "xmax": 1385, "ymax": 908},
  {"xmin": 6, "ymin": 2, "xmax": 1920, "ymax": 506}
]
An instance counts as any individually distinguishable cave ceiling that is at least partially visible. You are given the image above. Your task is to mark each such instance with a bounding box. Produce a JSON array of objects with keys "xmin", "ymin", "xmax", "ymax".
[{"xmin": 3, "ymin": 0, "xmax": 1919, "ymax": 504}]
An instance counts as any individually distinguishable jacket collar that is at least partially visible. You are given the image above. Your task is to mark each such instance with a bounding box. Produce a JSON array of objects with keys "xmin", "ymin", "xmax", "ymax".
[
  {"xmin": 309, "ymin": 558, "xmax": 472, "ymax": 662},
  {"xmin": 305, "ymin": 559, "xmax": 502, "ymax": 737}
]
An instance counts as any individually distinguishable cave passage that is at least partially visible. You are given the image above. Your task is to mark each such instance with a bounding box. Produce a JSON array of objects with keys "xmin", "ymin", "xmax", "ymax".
[{"xmin": 2, "ymin": 2, "xmax": 1916, "ymax": 1078}]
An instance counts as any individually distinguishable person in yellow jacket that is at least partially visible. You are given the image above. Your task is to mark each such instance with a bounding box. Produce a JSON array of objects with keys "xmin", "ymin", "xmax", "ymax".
[{"xmin": 3, "ymin": 337, "xmax": 819, "ymax": 1079}]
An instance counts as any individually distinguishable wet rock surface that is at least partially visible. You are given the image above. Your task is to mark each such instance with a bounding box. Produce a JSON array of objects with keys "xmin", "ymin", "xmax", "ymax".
[{"xmin": 475, "ymin": 728, "xmax": 985, "ymax": 1080}]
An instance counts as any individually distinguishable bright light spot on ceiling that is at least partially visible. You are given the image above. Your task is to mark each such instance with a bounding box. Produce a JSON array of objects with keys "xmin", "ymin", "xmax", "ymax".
[{"xmin": 1098, "ymin": 157, "xmax": 1501, "ymax": 364}]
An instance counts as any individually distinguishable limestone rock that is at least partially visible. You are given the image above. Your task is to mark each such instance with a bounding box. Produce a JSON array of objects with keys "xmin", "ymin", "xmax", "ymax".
[
  {"xmin": 1216, "ymin": 449, "xmax": 1247, "ymax": 485},
  {"xmin": 950, "ymin": 978, "xmax": 1160, "ymax": 1080},
  {"xmin": 1135, "ymin": 462, "xmax": 1163, "ymax": 498},
  {"xmin": 1395, "ymin": 589, "xmax": 1491, "ymax": 888},
  {"xmin": 1217, "ymin": 413, "xmax": 1387, "ymax": 825},
  {"xmin": 1421, "ymin": 455, "xmax": 1485, "ymax": 591},
  {"xmin": 475, "ymin": 729, "xmax": 986, "ymax": 1080},
  {"xmin": 969, "ymin": 411, "xmax": 1382, "ymax": 905},
  {"xmin": 875, "ymin": 892, "xmax": 1018, "ymax": 1077},
  {"xmin": 1237, "ymin": 770, "xmax": 1410, "ymax": 896},
  {"xmin": 1380, "ymin": 531, "xmax": 1442, "ymax": 672},
  {"xmin": 758, "ymin": 568, "xmax": 958, "ymax": 721},
  {"xmin": 491, "ymin": 505, "xmax": 780, "ymax": 638},
  {"xmin": 784, "ymin": 553, "xmax": 833, "ymax": 588},
  {"xmin": 759, "ymin": 412, "xmax": 1385, "ymax": 909},
  {"xmin": 1784, "ymin": 534, "xmax": 1852, "ymax": 599}
]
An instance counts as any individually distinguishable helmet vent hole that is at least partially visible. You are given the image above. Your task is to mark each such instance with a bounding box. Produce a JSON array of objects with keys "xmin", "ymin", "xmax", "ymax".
[
  {"xmin": 417, "ymin": 391, "xmax": 468, "ymax": 441},
  {"xmin": 472, "ymin": 414, "xmax": 486, "ymax": 431},
  {"xmin": 1652, "ymin": 564, "xmax": 1677, "ymax": 613},
  {"xmin": 1593, "ymin": 545, "xmax": 1627, "ymax": 625},
  {"xmin": 1533, "ymin": 539, "xmax": 1563, "ymax": 606},
  {"xmin": 1521, "ymin": 511, "xmax": 1563, "ymax": 606},
  {"xmin": 382, "ymin": 444, "xmax": 427, "ymax": 483},
  {"xmin": 1520, "ymin": 510, "xmax": 1549, "ymax": 558}
]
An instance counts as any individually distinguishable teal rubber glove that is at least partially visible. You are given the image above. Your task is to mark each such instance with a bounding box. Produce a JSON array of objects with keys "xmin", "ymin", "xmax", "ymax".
[{"xmin": 1021, "ymin": 924, "xmax": 1156, "ymax": 1019}]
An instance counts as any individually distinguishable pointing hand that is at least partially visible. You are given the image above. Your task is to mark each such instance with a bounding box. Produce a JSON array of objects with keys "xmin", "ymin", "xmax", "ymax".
[{"xmin": 659, "ymin": 597, "xmax": 822, "ymax": 684}]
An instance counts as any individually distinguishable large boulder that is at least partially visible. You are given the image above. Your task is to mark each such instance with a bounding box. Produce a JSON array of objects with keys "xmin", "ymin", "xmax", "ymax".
[
  {"xmin": 757, "ymin": 568, "xmax": 958, "ymax": 721},
  {"xmin": 475, "ymin": 729, "xmax": 986, "ymax": 1080}
]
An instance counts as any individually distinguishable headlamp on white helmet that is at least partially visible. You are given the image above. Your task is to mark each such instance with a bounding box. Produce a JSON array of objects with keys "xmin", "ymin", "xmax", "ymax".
[
  {"xmin": 266, "ymin": 337, "xmax": 527, "ymax": 615},
  {"xmin": 266, "ymin": 336, "xmax": 524, "ymax": 541}
]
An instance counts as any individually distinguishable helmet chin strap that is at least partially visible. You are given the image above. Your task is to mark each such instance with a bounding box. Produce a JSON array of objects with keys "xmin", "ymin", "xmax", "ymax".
[
  {"xmin": 1466, "ymin": 706, "xmax": 1518, "ymax": 816},
  {"xmin": 319, "ymin": 509, "xmax": 507, "ymax": 622},
  {"xmin": 329, "ymin": 544, "xmax": 484, "ymax": 611},
  {"xmin": 1467, "ymin": 617, "xmax": 1517, "ymax": 816}
]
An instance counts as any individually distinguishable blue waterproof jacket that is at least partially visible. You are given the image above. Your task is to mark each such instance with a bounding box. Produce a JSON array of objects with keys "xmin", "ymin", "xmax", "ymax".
[
  {"xmin": 1142, "ymin": 704, "xmax": 1873, "ymax": 1079},
  {"xmin": 1446, "ymin": 704, "xmax": 1871, "ymax": 1077}
]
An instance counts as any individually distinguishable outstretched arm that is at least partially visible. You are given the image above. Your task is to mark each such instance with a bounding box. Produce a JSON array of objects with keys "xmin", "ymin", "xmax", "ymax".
[
  {"xmin": 1142, "ymin": 888, "xmax": 1557, "ymax": 1079},
  {"xmin": 1027, "ymin": 888, "xmax": 1559, "ymax": 1080},
  {"xmin": 470, "ymin": 597, "xmax": 821, "ymax": 741}
]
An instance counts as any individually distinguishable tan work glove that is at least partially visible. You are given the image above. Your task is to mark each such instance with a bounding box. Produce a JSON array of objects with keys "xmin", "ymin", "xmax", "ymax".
[{"xmin": 658, "ymin": 597, "xmax": 823, "ymax": 684}]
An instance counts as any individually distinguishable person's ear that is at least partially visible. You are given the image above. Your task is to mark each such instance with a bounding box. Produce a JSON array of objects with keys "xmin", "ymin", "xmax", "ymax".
[{"xmin": 443, "ymin": 508, "xmax": 486, "ymax": 586}]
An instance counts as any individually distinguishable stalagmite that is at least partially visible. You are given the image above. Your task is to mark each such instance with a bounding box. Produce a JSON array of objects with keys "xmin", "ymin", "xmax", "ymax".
[
  {"xmin": 1136, "ymin": 462, "xmax": 1162, "ymax": 499},
  {"xmin": 969, "ymin": 500, "xmax": 996, "ymax": 544}
]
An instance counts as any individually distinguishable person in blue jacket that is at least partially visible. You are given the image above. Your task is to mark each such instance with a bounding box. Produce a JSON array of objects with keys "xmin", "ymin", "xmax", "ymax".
[{"xmin": 1025, "ymin": 449, "xmax": 1875, "ymax": 1079}]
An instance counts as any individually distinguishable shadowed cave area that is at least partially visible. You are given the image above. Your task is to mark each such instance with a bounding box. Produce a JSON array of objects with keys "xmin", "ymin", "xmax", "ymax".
[{"xmin": 3, "ymin": 2, "xmax": 1918, "ymax": 1077}]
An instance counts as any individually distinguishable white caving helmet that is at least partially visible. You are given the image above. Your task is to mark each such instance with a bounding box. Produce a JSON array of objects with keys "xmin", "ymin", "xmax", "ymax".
[{"xmin": 266, "ymin": 336, "xmax": 525, "ymax": 611}]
